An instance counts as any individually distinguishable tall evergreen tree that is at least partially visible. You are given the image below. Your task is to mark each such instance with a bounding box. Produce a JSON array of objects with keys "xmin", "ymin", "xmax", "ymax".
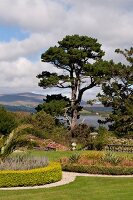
[
  {"xmin": 37, "ymin": 35, "xmax": 112, "ymax": 131},
  {"xmin": 98, "ymin": 47, "xmax": 133, "ymax": 136}
]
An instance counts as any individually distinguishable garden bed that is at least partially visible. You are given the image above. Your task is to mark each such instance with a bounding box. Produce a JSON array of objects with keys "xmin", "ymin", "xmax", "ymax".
[
  {"xmin": 61, "ymin": 151, "xmax": 133, "ymax": 175},
  {"xmin": 0, "ymin": 162, "xmax": 62, "ymax": 187}
]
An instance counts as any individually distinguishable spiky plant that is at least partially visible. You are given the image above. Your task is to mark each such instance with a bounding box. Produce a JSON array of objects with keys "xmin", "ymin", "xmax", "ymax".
[{"xmin": 0, "ymin": 124, "xmax": 32, "ymax": 161}]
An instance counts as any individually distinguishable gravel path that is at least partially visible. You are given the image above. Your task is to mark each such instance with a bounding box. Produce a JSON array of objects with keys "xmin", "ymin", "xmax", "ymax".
[{"xmin": 0, "ymin": 171, "xmax": 133, "ymax": 191}]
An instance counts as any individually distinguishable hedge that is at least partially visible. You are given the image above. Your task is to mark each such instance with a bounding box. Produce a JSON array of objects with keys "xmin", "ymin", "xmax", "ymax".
[
  {"xmin": 0, "ymin": 162, "xmax": 62, "ymax": 187},
  {"xmin": 62, "ymin": 164, "xmax": 133, "ymax": 175}
]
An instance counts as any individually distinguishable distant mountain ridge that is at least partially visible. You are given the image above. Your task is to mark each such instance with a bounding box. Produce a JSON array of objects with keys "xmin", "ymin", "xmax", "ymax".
[
  {"xmin": 0, "ymin": 92, "xmax": 111, "ymax": 113},
  {"xmin": 0, "ymin": 92, "xmax": 45, "ymax": 107}
]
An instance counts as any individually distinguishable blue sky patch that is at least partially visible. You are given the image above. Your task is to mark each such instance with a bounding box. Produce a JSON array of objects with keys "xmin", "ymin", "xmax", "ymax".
[
  {"xmin": 0, "ymin": 25, "xmax": 29, "ymax": 42},
  {"xmin": 26, "ymin": 49, "xmax": 46, "ymax": 62}
]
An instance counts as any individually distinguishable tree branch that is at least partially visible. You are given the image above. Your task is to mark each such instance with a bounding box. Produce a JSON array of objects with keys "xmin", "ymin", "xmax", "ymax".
[
  {"xmin": 78, "ymin": 82, "xmax": 96, "ymax": 102},
  {"xmin": 64, "ymin": 107, "xmax": 71, "ymax": 126},
  {"xmin": 54, "ymin": 62, "xmax": 71, "ymax": 72}
]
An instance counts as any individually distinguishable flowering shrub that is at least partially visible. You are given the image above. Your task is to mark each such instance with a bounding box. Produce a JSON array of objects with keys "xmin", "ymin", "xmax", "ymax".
[
  {"xmin": 81, "ymin": 151, "xmax": 105, "ymax": 160},
  {"xmin": 0, "ymin": 155, "xmax": 49, "ymax": 170}
]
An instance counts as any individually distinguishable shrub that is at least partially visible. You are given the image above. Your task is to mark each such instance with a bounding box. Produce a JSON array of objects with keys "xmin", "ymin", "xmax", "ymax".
[
  {"xmin": 0, "ymin": 162, "xmax": 62, "ymax": 187},
  {"xmin": 24, "ymin": 127, "xmax": 45, "ymax": 139},
  {"xmin": 30, "ymin": 111, "xmax": 55, "ymax": 130},
  {"xmin": 70, "ymin": 124, "xmax": 95, "ymax": 145},
  {"xmin": 0, "ymin": 107, "xmax": 17, "ymax": 135},
  {"xmin": 45, "ymin": 126, "xmax": 67, "ymax": 143},
  {"xmin": 62, "ymin": 163, "xmax": 133, "ymax": 175},
  {"xmin": 94, "ymin": 127, "xmax": 111, "ymax": 150}
]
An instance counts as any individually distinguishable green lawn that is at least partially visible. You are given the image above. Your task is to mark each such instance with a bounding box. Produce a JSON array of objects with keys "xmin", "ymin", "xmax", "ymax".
[
  {"xmin": 25, "ymin": 150, "xmax": 133, "ymax": 161},
  {"xmin": 27, "ymin": 150, "xmax": 82, "ymax": 161},
  {"xmin": 0, "ymin": 177, "xmax": 133, "ymax": 200}
]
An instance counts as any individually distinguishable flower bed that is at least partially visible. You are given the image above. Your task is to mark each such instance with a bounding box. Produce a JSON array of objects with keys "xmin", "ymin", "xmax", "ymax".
[
  {"xmin": 61, "ymin": 151, "xmax": 133, "ymax": 175},
  {"xmin": 0, "ymin": 162, "xmax": 62, "ymax": 187}
]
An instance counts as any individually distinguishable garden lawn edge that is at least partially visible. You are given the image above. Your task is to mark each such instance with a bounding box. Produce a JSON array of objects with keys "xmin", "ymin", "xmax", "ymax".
[
  {"xmin": 0, "ymin": 171, "xmax": 133, "ymax": 191},
  {"xmin": 0, "ymin": 162, "xmax": 62, "ymax": 188}
]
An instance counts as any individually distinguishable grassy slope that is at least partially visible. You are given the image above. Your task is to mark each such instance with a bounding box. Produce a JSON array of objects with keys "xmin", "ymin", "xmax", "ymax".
[
  {"xmin": 0, "ymin": 177, "xmax": 133, "ymax": 200},
  {"xmin": 27, "ymin": 150, "xmax": 83, "ymax": 161}
]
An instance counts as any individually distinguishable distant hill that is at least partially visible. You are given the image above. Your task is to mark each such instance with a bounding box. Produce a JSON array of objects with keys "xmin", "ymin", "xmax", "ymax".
[
  {"xmin": 0, "ymin": 92, "xmax": 45, "ymax": 107},
  {"xmin": 0, "ymin": 92, "xmax": 111, "ymax": 113},
  {"xmin": 3, "ymin": 105, "xmax": 36, "ymax": 113}
]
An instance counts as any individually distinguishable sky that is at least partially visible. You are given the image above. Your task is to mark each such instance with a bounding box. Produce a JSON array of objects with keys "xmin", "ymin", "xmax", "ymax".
[{"xmin": 0, "ymin": 0, "xmax": 132, "ymax": 100}]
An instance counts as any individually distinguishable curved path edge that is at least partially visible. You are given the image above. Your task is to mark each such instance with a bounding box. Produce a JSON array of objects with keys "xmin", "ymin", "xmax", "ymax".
[{"xmin": 0, "ymin": 171, "xmax": 133, "ymax": 190}]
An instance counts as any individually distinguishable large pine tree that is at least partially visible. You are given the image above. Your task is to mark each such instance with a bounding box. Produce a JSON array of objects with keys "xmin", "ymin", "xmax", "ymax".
[{"xmin": 37, "ymin": 35, "xmax": 112, "ymax": 131}]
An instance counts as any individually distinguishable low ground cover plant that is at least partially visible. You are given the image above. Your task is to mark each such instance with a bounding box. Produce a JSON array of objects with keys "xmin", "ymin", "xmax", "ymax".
[{"xmin": 0, "ymin": 155, "xmax": 49, "ymax": 170}]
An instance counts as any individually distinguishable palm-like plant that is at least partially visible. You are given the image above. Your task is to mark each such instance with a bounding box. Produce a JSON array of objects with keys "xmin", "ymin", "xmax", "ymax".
[{"xmin": 0, "ymin": 124, "xmax": 32, "ymax": 161}]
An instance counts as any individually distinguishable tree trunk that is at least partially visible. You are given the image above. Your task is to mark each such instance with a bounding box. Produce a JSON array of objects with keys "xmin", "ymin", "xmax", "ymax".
[
  {"xmin": 70, "ymin": 85, "xmax": 79, "ymax": 136},
  {"xmin": 70, "ymin": 70, "xmax": 80, "ymax": 135},
  {"xmin": 71, "ymin": 108, "xmax": 78, "ymax": 131}
]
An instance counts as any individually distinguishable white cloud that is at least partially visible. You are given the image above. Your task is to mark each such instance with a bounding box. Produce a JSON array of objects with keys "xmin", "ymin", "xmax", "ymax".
[
  {"xmin": 0, "ymin": 0, "xmax": 67, "ymax": 32},
  {"xmin": 0, "ymin": 33, "xmax": 57, "ymax": 61},
  {"xmin": 0, "ymin": 0, "xmax": 132, "ymax": 58},
  {"xmin": 0, "ymin": 0, "xmax": 132, "ymax": 97},
  {"xmin": 0, "ymin": 57, "xmax": 62, "ymax": 93},
  {"xmin": 63, "ymin": 0, "xmax": 133, "ymax": 48}
]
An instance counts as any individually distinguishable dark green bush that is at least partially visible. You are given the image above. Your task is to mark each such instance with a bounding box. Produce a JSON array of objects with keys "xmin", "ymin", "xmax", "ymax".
[
  {"xmin": 62, "ymin": 163, "xmax": 133, "ymax": 175},
  {"xmin": 94, "ymin": 127, "xmax": 111, "ymax": 150},
  {"xmin": 0, "ymin": 107, "xmax": 17, "ymax": 135},
  {"xmin": 70, "ymin": 124, "xmax": 95, "ymax": 145},
  {"xmin": 31, "ymin": 111, "xmax": 55, "ymax": 130},
  {"xmin": 24, "ymin": 127, "xmax": 45, "ymax": 139},
  {"xmin": 0, "ymin": 162, "xmax": 62, "ymax": 187},
  {"xmin": 25, "ymin": 111, "xmax": 67, "ymax": 143}
]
